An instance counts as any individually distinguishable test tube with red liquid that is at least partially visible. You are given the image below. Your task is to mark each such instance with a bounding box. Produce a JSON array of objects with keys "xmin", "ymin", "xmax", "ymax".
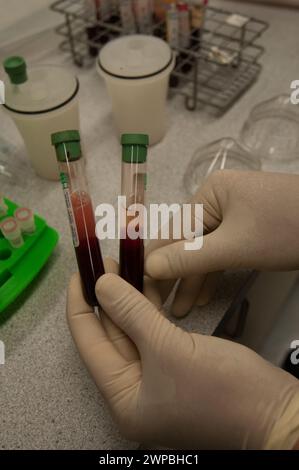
[
  {"xmin": 119, "ymin": 134, "xmax": 148, "ymax": 293},
  {"xmin": 52, "ymin": 130, "xmax": 105, "ymax": 307}
]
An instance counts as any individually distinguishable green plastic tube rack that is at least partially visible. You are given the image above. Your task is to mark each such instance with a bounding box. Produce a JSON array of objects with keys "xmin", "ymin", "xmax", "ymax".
[{"xmin": 0, "ymin": 198, "xmax": 59, "ymax": 313}]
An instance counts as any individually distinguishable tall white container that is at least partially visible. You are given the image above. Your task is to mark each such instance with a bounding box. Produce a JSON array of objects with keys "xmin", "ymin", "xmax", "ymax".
[
  {"xmin": 3, "ymin": 57, "xmax": 80, "ymax": 181},
  {"xmin": 97, "ymin": 35, "xmax": 174, "ymax": 145}
]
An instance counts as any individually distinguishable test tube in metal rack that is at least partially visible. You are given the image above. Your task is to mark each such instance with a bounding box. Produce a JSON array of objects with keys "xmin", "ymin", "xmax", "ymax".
[
  {"xmin": 51, "ymin": 130, "xmax": 105, "ymax": 307},
  {"xmin": 119, "ymin": 134, "xmax": 148, "ymax": 293}
]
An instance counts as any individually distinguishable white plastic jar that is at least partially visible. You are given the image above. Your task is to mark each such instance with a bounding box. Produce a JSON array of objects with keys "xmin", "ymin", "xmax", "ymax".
[
  {"xmin": 97, "ymin": 35, "xmax": 175, "ymax": 145},
  {"xmin": 3, "ymin": 57, "xmax": 80, "ymax": 181}
]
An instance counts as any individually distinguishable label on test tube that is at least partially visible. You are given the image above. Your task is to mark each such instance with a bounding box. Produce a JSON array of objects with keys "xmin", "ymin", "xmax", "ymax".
[{"xmin": 60, "ymin": 172, "xmax": 79, "ymax": 248}]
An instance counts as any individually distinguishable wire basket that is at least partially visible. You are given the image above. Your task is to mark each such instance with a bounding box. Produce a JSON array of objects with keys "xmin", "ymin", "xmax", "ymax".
[{"xmin": 50, "ymin": 0, "xmax": 268, "ymax": 114}]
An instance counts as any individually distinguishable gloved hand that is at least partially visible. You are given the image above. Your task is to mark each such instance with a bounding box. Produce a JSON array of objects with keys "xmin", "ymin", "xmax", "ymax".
[
  {"xmin": 67, "ymin": 268, "xmax": 299, "ymax": 449},
  {"xmin": 145, "ymin": 170, "xmax": 299, "ymax": 317}
]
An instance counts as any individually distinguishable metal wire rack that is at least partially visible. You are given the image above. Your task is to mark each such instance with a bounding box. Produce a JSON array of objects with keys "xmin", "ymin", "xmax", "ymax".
[{"xmin": 50, "ymin": 0, "xmax": 269, "ymax": 113}]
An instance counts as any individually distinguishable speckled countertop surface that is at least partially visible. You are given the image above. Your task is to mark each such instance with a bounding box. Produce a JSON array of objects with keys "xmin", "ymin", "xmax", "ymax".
[{"xmin": 0, "ymin": 0, "xmax": 298, "ymax": 450}]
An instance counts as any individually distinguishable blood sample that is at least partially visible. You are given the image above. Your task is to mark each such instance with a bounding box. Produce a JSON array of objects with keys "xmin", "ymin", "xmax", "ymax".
[
  {"xmin": 71, "ymin": 190, "xmax": 105, "ymax": 306},
  {"xmin": 120, "ymin": 220, "xmax": 145, "ymax": 293},
  {"xmin": 119, "ymin": 134, "xmax": 148, "ymax": 292},
  {"xmin": 51, "ymin": 130, "xmax": 105, "ymax": 307}
]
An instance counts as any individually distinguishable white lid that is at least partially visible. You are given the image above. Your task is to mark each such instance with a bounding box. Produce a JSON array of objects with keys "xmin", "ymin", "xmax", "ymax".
[
  {"xmin": 98, "ymin": 35, "xmax": 173, "ymax": 79},
  {"xmin": 4, "ymin": 65, "xmax": 78, "ymax": 114}
]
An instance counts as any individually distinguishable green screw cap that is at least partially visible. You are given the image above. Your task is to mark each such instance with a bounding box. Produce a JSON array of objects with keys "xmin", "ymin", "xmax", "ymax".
[
  {"xmin": 121, "ymin": 134, "xmax": 149, "ymax": 146},
  {"xmin": 3, "ymin": 56, "xmax": 28, "ymax": 85},
  {"xmin": 121, "ymin": 134, "xmax": 149, "ymax": 164},
  {"xmin": 51, "ymin": 130, "xmax": 80, "ymax": 146},
  {"xmin": 51, "ymin": 130, "xmax": 81, "ymax": 162}
]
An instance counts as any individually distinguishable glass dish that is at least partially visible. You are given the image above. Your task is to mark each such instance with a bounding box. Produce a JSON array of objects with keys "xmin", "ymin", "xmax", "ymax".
[
  {"xmin": 0, "ymin": 137, "xmax": 29, "ymax": 187},
  {"xmin": 240, "ymin": 94, "xmax": 299, "ymax": 163},
  {"xmin": 184, "ymin": 137, "xmax": 261, "ymax": 196}
]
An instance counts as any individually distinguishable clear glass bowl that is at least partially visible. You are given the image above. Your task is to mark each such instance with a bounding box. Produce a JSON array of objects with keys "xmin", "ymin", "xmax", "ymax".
[
  {"xmin": 184, "ymin": 137, "xmax": 261, "ymax": 196},
  {"xmin": 0, "ymin": 137, "xmax": 29, "ymax": 187},
  {"xmin": 240, "ymin": 94, "xmax": 299, "ymax": 163}
]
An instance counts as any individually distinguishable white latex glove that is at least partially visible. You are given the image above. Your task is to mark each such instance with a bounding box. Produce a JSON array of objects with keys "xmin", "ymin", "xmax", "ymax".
[
  {"xmin": 145, "ymin": 171, "xmax": 299, "ymax": 317},
  {"xmin": 67, "ymin": 268, "xmax": 299, "ymax": 450}
]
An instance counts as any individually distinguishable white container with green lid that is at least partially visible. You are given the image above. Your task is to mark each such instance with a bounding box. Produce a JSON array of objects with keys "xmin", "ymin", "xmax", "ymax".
[
  {"xmin": 3, "ymin": 56, "xmax": 80, "ymax": 181},
  {"xmin": 97, "ymin": 35, "xmax": 175, "ymax": 145}
]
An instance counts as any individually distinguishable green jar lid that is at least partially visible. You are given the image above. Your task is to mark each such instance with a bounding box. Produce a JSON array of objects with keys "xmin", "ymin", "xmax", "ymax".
[
  {"xmin": 51, "ymin": 130, "xmax": 81, "ymax": 162},
  {"xmin": 3, "ymin": 56, "xmax": 28, "ymax": 85},
  {"xmin": 121, "ymin": 134, "xmax": 149, "ymax": 164}
]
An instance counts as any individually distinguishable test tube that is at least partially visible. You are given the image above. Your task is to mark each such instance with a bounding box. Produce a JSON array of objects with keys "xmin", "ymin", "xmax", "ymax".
[
  {"xmin": 0, "ymin": 195, "xmax": 8, "ymax": 217},
  {"xmin": 0, "ymin": 217, "xmax": 24, "ymax": 248},
  {"xmin": 178, "ymin": 2, "xmax": 190, "ymax": 49},
  {"xmin": 190, "ymin": 0, "xmax": 208, "ymax": 50},
  {"xmin": 14, "ymin": 207, "xmax": 36, "ymax": 234},
  {"xmin": 51, "ymin": 130, "xmax": 105, "ymax": 307},
  {"xmin": 166, "ymin": 3, "xmax": 180, "ymax": 88},
  {"xmin": 166, "ymin": 3, "xmax": 179, "ymax": 49},
  {"xmin": 84, "ymin": 0, "xmax": 101, "ymax": 57},
  {"xmin": 178, "ymin": 2, "xmax": 192, "ymax": 73},
  {"xmin": 119, "ymin": 134, "xmax": 148, "ymax": 293},
  {"xmin": 100, "ymin": 0, "xmax": 112, "ymax": 21},
  {"xmin": 135, "ymin": 0, "xmax": 153, "ymax": 34},
  {"xmin": 120, "ymin": 0, "xmax": 137, "ymax": 34}
]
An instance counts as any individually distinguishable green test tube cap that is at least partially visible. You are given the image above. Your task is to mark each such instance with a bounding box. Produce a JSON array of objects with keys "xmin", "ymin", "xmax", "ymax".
[
  {"xmin": 3, "ymin": 56, "xmax": 28, "ymax": 85},
  {"xmin": 121, "ymin": 134, "xmax": 149, "ymax": 164},
  {"xmin": 51, "ymin": 130, "xmax": 82, "ymax": 162}
]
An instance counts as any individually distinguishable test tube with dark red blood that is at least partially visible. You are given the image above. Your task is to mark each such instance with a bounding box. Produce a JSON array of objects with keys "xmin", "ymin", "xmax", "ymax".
[
  {"xmin": 52, "ymin": 130, "xmax": 105, "ymax": 307},
  {"xmin": 119, "ymin": 134, "xmax": 148, "ymax": 293}
]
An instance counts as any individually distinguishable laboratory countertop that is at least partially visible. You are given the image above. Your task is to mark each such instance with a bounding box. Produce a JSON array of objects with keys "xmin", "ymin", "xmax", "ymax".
[{"xmin": 0, "ymin": 0, "xmax": 299, "ymax": 450}]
